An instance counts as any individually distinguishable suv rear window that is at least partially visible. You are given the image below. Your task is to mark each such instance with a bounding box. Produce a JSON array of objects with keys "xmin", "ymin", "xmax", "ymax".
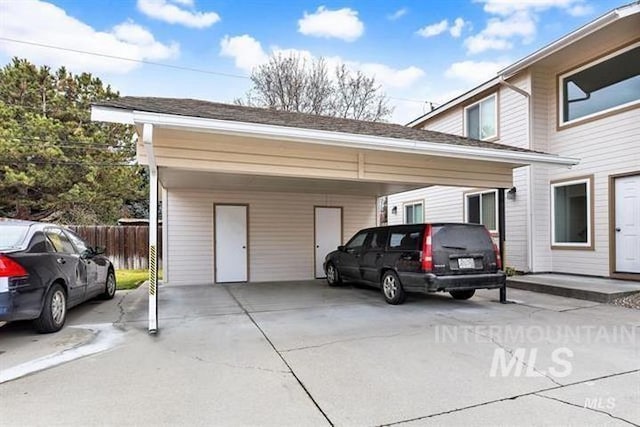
[
  {"xmin": 0, "ymin": 225, "xmax": 30, "ymax": 250},
  {"xmin": 433, "ymin": 225, "xmax": 493, "ymax": 251},
  {"xmin": 389, "ymin": 227, "xmax": 423, "ymax": 250}
]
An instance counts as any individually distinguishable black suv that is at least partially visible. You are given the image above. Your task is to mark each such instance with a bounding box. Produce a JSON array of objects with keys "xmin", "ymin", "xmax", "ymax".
[{"xmin": 323, "ymin": 223, "xmax": 506, "ymax": 304}]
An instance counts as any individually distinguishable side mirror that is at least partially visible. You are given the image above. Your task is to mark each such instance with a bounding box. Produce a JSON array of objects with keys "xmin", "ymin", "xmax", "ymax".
[
  {"xmin": 94, "ymin": 246, "xmax": 106, "ymax": 255},
  {"xmin": 337, "ymin": 245, "xmax": 345, "ymax": 252}
]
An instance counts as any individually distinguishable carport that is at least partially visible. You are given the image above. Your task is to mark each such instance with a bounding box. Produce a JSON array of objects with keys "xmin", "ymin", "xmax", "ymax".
[{"xmin": 91, "ymin": 97, "xmax": 578, "ymax": 333}]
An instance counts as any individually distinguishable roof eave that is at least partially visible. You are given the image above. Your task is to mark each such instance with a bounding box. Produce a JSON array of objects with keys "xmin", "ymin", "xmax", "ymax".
[
  {"xmin": 499, "ymin": 4, "xmax": 638, "ymax": 77},
  {"xmin": 91, "ymin": 105, "xmax": 579, "ymax": 167}
]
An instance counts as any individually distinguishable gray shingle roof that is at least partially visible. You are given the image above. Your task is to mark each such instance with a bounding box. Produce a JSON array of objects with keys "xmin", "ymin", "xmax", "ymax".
[{"xmin": 95, "ymin": 97, "xmax": 539, "ymax": 153}]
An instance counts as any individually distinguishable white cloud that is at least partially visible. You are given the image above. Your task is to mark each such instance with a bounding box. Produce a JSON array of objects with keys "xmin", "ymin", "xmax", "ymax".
[
  {"xmin": 0, "ymin": 0, "xmax": 179, "ymax": 74},
  {"xmin": 416, "ymin": 18, "xmax": 468, "ymax": 38},
  {"xmin": 449, "ymin": 18, "xmax": 466, "ymax": 38},
  {"xmin": 388, "ymin": 8, "xmax": 408, "ymax": 21},
  {"xmin": 466, "ymin": 0, "xmax": 594, "ymax": 54},
  {"xmin": 445, "ymin": 60, "xmax": 510, "ymax": 84},
  {"xmin": 416, "ymin": 20, "xmax": 449, "ymax": 38},
  {"xmin": 219, "ymin": 35, "xmax": 424, "ymax": 89},
  {"xmin": 219, "ymin": 35, "xmax": 268, "ymax": 72},
  {"xmin": 137, "ymin": 0, "xmax": 220, "ymax": 29},
  {"xmin": 298, "ymin": 6, "xmax": 364, "ymax": 42}
]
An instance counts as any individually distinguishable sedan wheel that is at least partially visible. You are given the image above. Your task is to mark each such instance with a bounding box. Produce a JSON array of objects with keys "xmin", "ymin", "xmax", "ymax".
[
  {"xmin": 101, "ymin": 271, "xmax": 117, "ymax": 300},
  {"xmin": 381, "ymin": 271, "xmax": 406, "ymax": 305},
  {"xmin": 326, "ymin": 263, "xmax": 342, "ymax": 286},
  {"xmin": 34, "ymin": 283, "xmax": 67, "ymax": 333}
]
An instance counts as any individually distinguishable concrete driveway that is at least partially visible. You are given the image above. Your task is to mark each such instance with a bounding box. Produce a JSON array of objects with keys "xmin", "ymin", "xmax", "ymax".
[{"xmin": 1, "ymin": 280, "xmax": 638, "ymax": 426}]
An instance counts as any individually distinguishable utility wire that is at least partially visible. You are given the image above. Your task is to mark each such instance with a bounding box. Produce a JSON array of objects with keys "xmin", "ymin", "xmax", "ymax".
[{"xmin": 0, "ymin": 37, "xmax": 440, "ymax": 106}]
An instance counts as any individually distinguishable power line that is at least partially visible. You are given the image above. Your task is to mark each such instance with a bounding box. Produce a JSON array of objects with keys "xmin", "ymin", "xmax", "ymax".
[
  {"xmin": 0, "ymin": 161, "xmax": 139, "ymax": 167},
  {"xmin": 0, "ymin": 37, "xmax": 440, "ymax": 106},
  {"xmin": 0, "ymin": 37, "xmax": 250, "ymax": 80}
]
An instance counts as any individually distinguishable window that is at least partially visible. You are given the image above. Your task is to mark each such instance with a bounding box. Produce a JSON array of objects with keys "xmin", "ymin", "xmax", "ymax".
[
  {"xmin": 551, "ymin": 177, "xmax": 592, "ymax": 248},
  {"xmin": 465, "ymin": 190, "xmax": 497, "ymax": 232},
  {"xmin": 465, "ymin": 94, "xmax": 497, "ymax": 140},
  {"xmin": 389, "ymin": 228, "xmax": 422, "ymax": 251},
  {"xmin": 64, "ymin": 230, "xmax": 90, "ymax": 256},
  {"xmin": 560, "ymin": 42, "xmax": 640, "ymax": 125},
  {"xmin": 404, "ymin": 202, "xmax": 423, "ymax": 224},
  {"xmin": 345, "ymin": 231, "xmax": 368, "ymax": 250},
  {"xmin": 45, "ymin": 228, "xmax": 76, "ymax": 254},
  {"xmin": 366, "ymin": 229, "xmax": 389, "ymax": 250}
]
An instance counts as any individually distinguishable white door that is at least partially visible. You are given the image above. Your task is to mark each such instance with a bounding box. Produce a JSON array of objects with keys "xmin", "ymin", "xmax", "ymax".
[
  {"xmin": 315, "ymin": 207, "xmax": 342, "ymax": 278},
  {"xmin": 616, "ymin": 176, "xmax": 640, "ymax": 273},
  {"xmin": 215, "ymin": 205, "xmax": 248, "ymax": 283}
]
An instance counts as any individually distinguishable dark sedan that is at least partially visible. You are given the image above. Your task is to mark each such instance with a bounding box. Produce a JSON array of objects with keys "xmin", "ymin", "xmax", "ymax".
[{"xmin": 0, "ymin": 219, "xmax": 116, "ymax": 333}]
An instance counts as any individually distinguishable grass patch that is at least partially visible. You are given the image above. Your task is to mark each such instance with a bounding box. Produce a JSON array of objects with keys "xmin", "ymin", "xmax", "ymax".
[{"xmin": 115, "ymin": 269, "xmax": 163, "ymax": 290}]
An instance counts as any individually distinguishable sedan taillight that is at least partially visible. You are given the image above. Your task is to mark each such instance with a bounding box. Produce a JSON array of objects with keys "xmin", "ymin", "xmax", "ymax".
[{"xmin": 0, "ymin": 254, "xmax": 28, "ymax": 278}]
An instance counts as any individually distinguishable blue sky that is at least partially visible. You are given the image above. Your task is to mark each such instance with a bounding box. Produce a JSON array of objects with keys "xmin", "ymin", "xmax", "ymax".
[{"xmin": 0, "ymin": 0, "xmax": 626, "ymax": 122}]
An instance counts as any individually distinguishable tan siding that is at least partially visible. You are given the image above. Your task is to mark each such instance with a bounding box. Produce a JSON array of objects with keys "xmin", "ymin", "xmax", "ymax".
[
  {"xmin": 166, "ymin": 189, "xmax": 375, "ymax": 285},
  {"xmin": 505, "ymin": 167, "xmax": 529, "ymax": 271},
  {"xmin": 420, "ymin": 108, "xmax": 462, "ymax": 135}
]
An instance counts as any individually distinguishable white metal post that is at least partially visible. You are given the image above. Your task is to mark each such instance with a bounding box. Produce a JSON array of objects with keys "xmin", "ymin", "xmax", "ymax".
[{"xmin": 143, "ymin": 123, "xmax": 159, "ymax": 334}]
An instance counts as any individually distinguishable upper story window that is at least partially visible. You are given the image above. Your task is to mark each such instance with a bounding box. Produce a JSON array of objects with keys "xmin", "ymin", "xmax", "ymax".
[
  {"xmin": 464, "ymin": 94, "xmax": 497, "ymax": 140},
  {"xmin": 559, "ymin": 42, "xmax": 640, "ymax": 126},
  {"xmin": 465, "ymin": 190, "xmax": 497, "ymax": 232}
]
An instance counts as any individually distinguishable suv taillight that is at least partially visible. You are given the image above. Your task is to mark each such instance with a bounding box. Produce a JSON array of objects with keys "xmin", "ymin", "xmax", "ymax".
[
  {"xmin": 0, "ymin": 254, "xmax": 28, "ymax": 278},
  {"xmin": 483, "ymin": 228, "xmax": 502, "ymax": 270},
  {"xmin": 421, "ymin": 224, "xmax": 433, "ymax": 272}
]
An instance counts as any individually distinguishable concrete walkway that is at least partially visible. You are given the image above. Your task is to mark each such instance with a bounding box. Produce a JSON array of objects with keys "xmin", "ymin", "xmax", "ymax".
[
  {"xmin": 508, "ymin": 273, "xmax": 640, "ymax": 302},
  {"xmin": 1, "ymin": 281, "xmax": 639, "ymax": 426}
]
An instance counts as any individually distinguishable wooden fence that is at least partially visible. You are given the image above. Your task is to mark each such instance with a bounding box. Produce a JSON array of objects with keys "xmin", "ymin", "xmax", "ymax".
[{"xmin": 69, "ymin": 225, "xmax": 162, "ymax": 270}]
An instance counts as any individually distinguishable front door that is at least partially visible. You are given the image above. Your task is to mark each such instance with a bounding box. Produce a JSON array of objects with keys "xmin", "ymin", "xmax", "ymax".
[
  {"xmin": 615, "ymin": 175, "xmax": 640, "ymax": 273},
  {"xmin": 315, "ymin": 207, "xmax": 342, "ymax": 278},
  {"xmin": 215, "ymin": 205, "xmax": 248, "ymax": 283}
]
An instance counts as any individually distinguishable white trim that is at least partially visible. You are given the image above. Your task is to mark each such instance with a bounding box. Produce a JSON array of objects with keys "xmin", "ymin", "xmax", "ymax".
[
  {"xmin": 464, "ymin": 189, "xmax": 499, "ymax": 233},
  {"xmin": 90, "ymin": 106, "xmax": 578, "ymax": 167},
  {"xmin": 550, "ymin": 178, "xmax": 592, "ymax": 248},
  {"xmin": 90, "ymin": 106, "xmax": 135, "ymax": 124},
  {"xmin": 558, "ymin": 40, "xmax": 640, "ymax": 126},
  {"xmin": 463, "ymin": 93, "xmax": 498, "ymax": 140}
]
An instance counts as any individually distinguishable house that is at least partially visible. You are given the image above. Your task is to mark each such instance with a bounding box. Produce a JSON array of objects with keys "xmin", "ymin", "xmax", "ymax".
[
  {"xmin": 389, "ymin": 1, "xmax": 640, "ymax": 281},
  {"xmin": 91, "ymin": 98, "xmax": 574, "ymax": 332}
]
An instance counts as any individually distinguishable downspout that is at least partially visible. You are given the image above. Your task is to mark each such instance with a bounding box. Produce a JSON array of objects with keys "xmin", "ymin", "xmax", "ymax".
[
  {"xmin": 498, "ymin": 76, "xmax": 535, "ymax": 273},
  {"xmin": 143, "ymin": 123, "xmax": 159, "ymax": 334}
]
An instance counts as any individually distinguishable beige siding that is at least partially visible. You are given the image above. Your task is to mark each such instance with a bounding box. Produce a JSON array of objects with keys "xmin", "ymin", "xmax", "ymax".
[
  {"xmin": 527, "ymin": 25, "xmax": 640, "ymax": 276},
  {"xmin": 387, "ymin": 187, "xmax": 464, "ymax": 226},
  {"xmin": 421, "ymin": 108, "xmax": 462, "ymax": 135},
  {"xmin": 166, "ymin": 189, "xmax": 376, "ymax": 285}
]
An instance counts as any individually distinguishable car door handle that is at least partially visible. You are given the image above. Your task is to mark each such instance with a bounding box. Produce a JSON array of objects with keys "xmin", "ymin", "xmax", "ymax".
[
  {"xmin": 376, "ymin": 253, "xmax": 383, "ymax": 259},
  {"xmin": 400, "ymin": 255, "xmax": 413, "ymax": 260},
  {"xmin": 56, "ymin": 258, "xmax": 66, "ymax": 265}
]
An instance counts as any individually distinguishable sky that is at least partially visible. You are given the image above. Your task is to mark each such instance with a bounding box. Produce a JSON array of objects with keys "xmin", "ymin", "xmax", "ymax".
[{"xmin": 0, "ymin": 0, "xmax": 627, "ymax": 123}]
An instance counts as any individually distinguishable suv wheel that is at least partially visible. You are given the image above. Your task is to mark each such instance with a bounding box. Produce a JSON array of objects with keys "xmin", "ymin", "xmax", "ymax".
[
  {"xmin": 450, "ymin": 289, "xmax": 475, "ymax": 300},
  {"xmin": 34, "ymin": 283, "xmax": 67, "ymax": 333},
  {"xmin": 326, "ymin": 263, "xmax": 342, "ymax": 286},
  {"xmin": 381, "ymin": 271, "xmax": 405, "ymax": 305}
]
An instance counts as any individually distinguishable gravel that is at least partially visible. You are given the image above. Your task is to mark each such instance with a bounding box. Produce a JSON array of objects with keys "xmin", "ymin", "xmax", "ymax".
[{"xmin": 611, "ymin": 292, "xmax": 640, "ymax": 310}]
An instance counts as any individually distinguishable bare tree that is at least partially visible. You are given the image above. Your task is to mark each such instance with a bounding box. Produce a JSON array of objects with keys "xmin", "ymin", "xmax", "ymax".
[{"xmin": 236, "ymin": 53, "xmax": 393, "ymax": 122}]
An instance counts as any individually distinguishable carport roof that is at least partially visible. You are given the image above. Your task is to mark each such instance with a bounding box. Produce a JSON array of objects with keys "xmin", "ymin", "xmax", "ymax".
[{"xmin": 97, "ymin": 97, "xmax": 536, "ymax": 154}]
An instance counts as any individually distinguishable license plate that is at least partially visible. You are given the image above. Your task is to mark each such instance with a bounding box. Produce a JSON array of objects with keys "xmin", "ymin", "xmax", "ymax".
[{"xmin": 458, "ymin": 258, "xmax": 475, "ymax": 269}]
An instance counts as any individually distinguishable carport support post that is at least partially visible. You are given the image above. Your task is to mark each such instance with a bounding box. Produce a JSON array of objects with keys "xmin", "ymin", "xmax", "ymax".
[
  {"xmin": 143, "ymin": 123, "xmax": 159, "ymax": 334},
  {"xmin": 498, "ymin": 188, "xmax": 507, "ymax": 303}
]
